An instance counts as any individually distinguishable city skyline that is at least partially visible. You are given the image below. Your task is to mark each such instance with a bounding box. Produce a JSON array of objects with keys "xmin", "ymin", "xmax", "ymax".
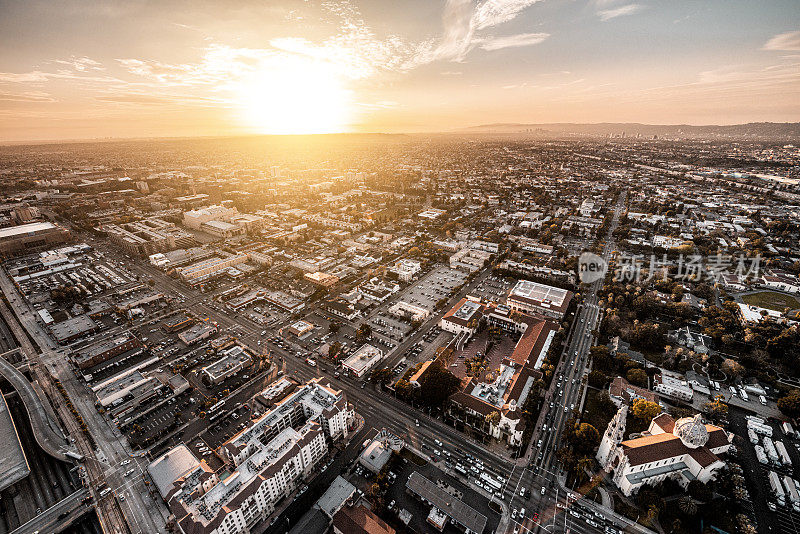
[{"xmin": 0, "ymin": 0, "xmax": 799, "ymax": 142}]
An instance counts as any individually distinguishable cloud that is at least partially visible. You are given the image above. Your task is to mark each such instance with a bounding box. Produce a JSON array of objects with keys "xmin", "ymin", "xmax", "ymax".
[
  {"xmin": 422, "ymin": 0, "xmax": 546, "ymax": 63},
  {"xmin": 0, "ymin": 90, "xmax": 55, "ymax": 102},
  {"xmin": 598, "ymin": 4, "xmax": 643, "ymax": 21},
  {"xmin": 472, "ymin": 0, "xmax": 544, "ymax": 30},
  {"xmin": 479, "ymin": 32, "xmax": 549, "ymax": 51},
  {"xmin": 95, "ymin": 94, "xmax": 174, "ymax": 104},
  {"xmin": 52, "ymin": 56, "xmax": 104, "ymax": 72},
  {"xmin": 763, "ymin": 30, "xmax": 800, "ymax": 51}
]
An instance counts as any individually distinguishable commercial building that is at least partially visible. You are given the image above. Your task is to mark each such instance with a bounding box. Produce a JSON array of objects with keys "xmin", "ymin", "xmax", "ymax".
[
  {"xmin": 175, "ymin": 254, "xmax": 249, "ymax": 285},
  {"xmin": 201, "ymin": 345, "xmax": 251, "ymax": 385},
  {"xmin": 341, "ymin": 344, "xmax": 384, "ymax": 378},
  {"xmin": 358, "ymin": 429, "xmax": 403, "ymax": 474},
  {"xmin": 449, "ymin": 248, "xmax": 492, "ymax": 273},
  {"xmin": 200, "ymin": 220, "xmax": 244, "ymax": 238},
  {"xmin": 0, "ymin": 221, "xmax": 71, "ymax": 257},
  {"xmin": 405, "ymin": 472, "xmax": 487, "ymax": 534},
  {"xmin": 49, "ymin": 315, "xmax": 99, "ymax": 344},
  {"xmin": 304, "ymin": 271, "xmax": 339, "ymax": 288},
  {"xmin": 149, "ymin": 378, "xmax": 352, "ymax": 534},
  {"xmin": 73, "ymin": 333, "xmax": 143, "ymax": 369},
  {"xmin": 179, "ymin": 322, "xmax": 219, "ymax": 345},
  {"xmin": 183, "ymin": 205, "xmax": 239, "ymax": 230},
  {"xmin": 391, "ymin": 259, "xmax": 421, "ymax": 282},
  {"xmin": 445, "ymin": 301, "xmax": 558, "ymax": 447},
  {"xmin": 332, "ymin": 505, "xmax": 394, "ymax": 534},
  {"xmin": 506, "ymin": 279, "xmax": 573, "ymax": 320},
  {"xmin": 105, "ymin": 218, "xmax": 194, "ymax": 256},
  {"xmin": 163, "ymin": 313, "xmax": 194, "ymax": 333},
  {"xmin": 597, "ymin": 410, "xmax": 732, "ymax": 496}
]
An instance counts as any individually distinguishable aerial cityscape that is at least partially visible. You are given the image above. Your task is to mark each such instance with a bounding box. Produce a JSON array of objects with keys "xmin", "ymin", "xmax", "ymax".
[{"xmin": 1, "ymin": 2, "xmax": 799, "ymax": 534}]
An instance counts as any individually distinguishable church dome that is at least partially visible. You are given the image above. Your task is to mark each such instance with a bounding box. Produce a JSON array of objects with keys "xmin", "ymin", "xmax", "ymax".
[{"xmin": 674, "ymin": 414, "xmax": 708, "ymax": 449}]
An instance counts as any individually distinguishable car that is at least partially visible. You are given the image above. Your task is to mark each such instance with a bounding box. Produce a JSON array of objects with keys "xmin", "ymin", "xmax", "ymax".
[
  {"xmin": 519, "ymin": 487, "xmax": 526, "ymax": 496},
  {"xmin": 541, "ymin": 486, "xmax": 546, "ymax": 495},
  {"xmin": 434, "ymin": 439, "xmax": 442, "ymax": 446},
  {"xmin": 120, "ymin": 459, "xmax": 131, "ymax": 465},
  {"xmin": 415, "ymin": 419, "xmax": 419, "ymax": 426},
  {"xmin": 124, "ymin": 469, "xmax": 134, "ymax": 477}
]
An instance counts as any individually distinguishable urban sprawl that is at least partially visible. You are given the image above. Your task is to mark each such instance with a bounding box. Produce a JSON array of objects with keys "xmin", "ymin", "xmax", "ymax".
[{"xmin": 0, "ymin": 134, "xmax": 799, "ymax": 534}]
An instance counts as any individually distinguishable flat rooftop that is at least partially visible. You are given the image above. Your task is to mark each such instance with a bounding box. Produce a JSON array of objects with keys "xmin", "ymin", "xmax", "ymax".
[
  {"xmin": 0, "ymin": 221, "xmax": 57, "ymax": 239},
  {"xmin": 0, "ymin": 394, "xmax": 29, "ymax": 492},
  {"xmin": 406, "ymin": 471, "xmax": 487, "ymax": 534},
  {"xmin": 509, "ymin": 280, "xmax": 570, "ymax": 307},
  {"xmin": 342, "ymin": 344, "xmax": 383, "ymax": 375}
]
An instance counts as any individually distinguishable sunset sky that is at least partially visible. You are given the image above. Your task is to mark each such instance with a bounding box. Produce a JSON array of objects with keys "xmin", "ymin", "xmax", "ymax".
[{"xmin": 1, "ymin": 0, "xmax": 798, "ymax": 142}]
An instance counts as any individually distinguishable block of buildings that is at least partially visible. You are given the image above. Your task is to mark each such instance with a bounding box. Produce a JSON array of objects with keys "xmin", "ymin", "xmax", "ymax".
[{"xmin": 149, "ymin": 378, "xmax": 352, "ymax": 534}]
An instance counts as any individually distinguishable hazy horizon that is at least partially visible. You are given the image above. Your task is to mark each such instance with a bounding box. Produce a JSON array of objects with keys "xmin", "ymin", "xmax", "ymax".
[{"xmin": 1, "ymin": 0, "xmax": 799, "ymax": 142}]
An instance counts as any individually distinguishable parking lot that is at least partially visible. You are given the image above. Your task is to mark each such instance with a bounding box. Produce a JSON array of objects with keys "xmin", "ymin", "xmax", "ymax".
[
  {"xmin": 397, "ymin": 265, "xmax": 468, "ymax": 314},
  {"xmin": 728, "ymin": 407, "xmax": 800, "ymax": 534},
  {"xmin": 468, "ymin": 274, "xmax": 514, "ymax": 304}
]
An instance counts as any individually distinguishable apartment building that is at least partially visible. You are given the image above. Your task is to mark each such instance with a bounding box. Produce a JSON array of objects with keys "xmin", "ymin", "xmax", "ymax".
[{"xmin": 148, "ymin": 378, "xmax": 352, "ymax": 534}]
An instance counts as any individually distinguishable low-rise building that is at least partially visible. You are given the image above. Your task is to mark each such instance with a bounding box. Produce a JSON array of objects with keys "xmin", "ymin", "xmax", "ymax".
[
  {"xmin": 653, "ymin": 372, "xmax": 694, "ymax": 402},
  {"xmin": 73, "ymin": 334, "xmax": 142, "ymax": 369},
  {"xmin": 179, "ymin": 322, "xmax": 218, "ymax": 345},
  {"xmin": 342, "ymin": 344, "xmax": 383, "ymax": 378},
  {"xmin": 0, "ymin": 221, "xmax": 71, "ymax": 257},
  {"xmin": 506, "ymin": 279, "xmax": 573, "ymax": 320},
  {"xmin": 202, "ymin": 345, "xmax": 251, "ymax": 385}
]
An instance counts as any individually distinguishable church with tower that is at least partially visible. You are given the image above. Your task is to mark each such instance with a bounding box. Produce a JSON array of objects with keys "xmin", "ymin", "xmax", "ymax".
[{"xmin": 596, "ymin": 407, "xmax": 733, "ymax": 496}]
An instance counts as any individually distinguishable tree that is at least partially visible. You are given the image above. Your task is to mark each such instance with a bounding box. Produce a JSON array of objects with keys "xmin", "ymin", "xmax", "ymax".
[
  {"xmin": 702, "ymin": 395, "xmax": 728, "ymax": 421},
  {"xmin": 328, "ymin": 322, "xmax": 341, "ymax": 334},
  {"xmin": 485, "ymin": 411, "xmax": 500, "ymax": 426},
  {"xmin": 370, "ymin": 367, "xmax": 393, "ymax": 385},
  {"xmin": 631, "ymin": 399, "xmax": 661, "ymax": 423},
  {"xmin": 687, "ymin": 480, "xmax": 712, "ymax": 503},
  {"xmin": 587, "ymin": 370, "xmax": 608, "ymax": 388},
  {"xmin": 328, "ymin": 341, "xmax": 342, "ymax": 360},
  {"xmin": 626, "ymin": 368, "xmax": 648, "ymax": 388},
  {"xmin": 394, "ymin": 379, "xmax": 414, "ymax": 401},
  {"xmin": 677, "ymin": 496, "xmax": 697, "ymax": 516},
  {"xmin": 417, "ymin": 361, "xmax": 461, "ymax": 408},
  {"xmin": 778, "ymin": 390, "xmax": 800, "ymax": 419},
  {"xmin": 356, "ymin": 323, "xmax": 372, "ymax": 343}
]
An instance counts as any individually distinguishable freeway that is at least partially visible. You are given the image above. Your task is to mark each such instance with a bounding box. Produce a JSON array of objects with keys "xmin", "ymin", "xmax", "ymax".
[
  {"xmin": 0, "ymin": 268, "xmax": 161, "ymax": 534},
  {"xmin": 10, "ymin": 488, "xmax": 90, "ymax": 534}
]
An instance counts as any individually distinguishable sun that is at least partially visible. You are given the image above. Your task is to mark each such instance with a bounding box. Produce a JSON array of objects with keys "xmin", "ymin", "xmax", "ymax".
[{"xmin": 234, "ymin": 59, "xmax": 352, "ymax": 135}]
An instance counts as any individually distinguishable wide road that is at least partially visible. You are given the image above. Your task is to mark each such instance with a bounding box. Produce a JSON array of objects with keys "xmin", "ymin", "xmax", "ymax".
[{"xmin": 500, "ymin": 190, "xmax": 642, "ymax": 534}]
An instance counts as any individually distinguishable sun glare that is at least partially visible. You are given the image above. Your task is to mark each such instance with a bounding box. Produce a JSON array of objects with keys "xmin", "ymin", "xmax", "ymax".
[{"xmin": 235, "ymin": 60, "xmax": 352, "ymax": 135}]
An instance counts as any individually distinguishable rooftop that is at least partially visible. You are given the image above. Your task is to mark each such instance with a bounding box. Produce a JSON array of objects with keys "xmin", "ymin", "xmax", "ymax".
[
  {"xmin": 0, "ymin": 394, "xmax": 29, "ymax": 492},
  {"xmin": 0, "ymin": 221, "xmax": 58, "ymax": 239}
]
